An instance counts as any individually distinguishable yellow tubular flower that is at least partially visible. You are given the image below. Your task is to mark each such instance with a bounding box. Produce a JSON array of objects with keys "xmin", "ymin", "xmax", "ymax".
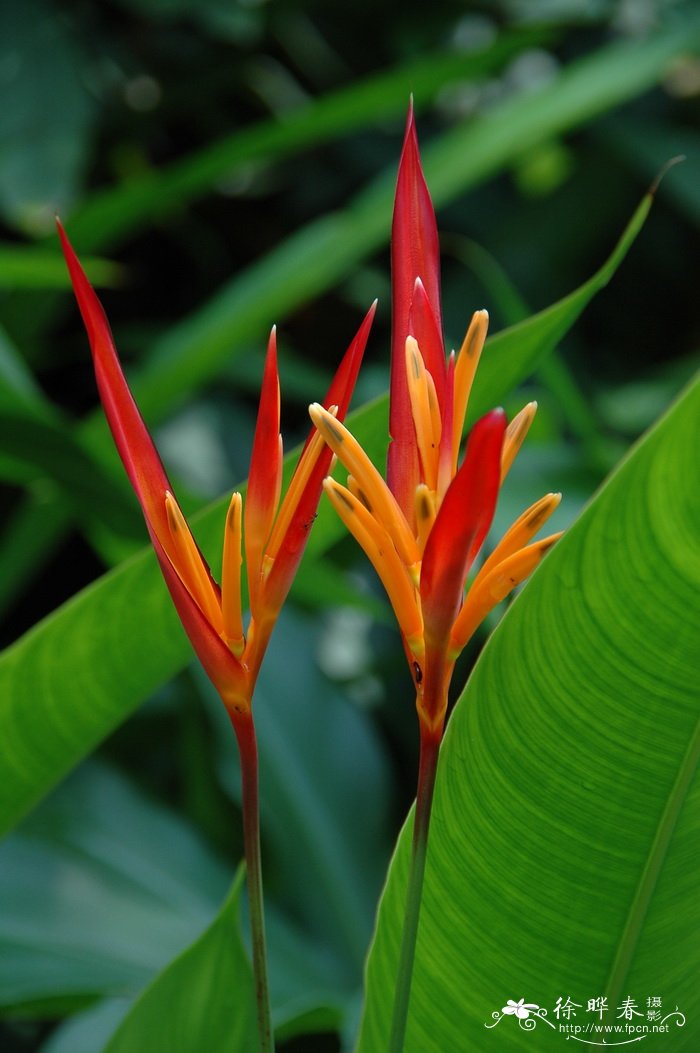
[
  {"xmin": 221, "ymin": 492, "xmax": 245, "ymax": 657},
  {"xmin": 501, "ymin": 401, "xmax": 538, "ymax": 481},
  {"xmin": 323, "ymin": 479, "xmax": 424, "ymax": 653},
  {"xmin": 309, "ymin": 403, "xmax": 421, "ymax": 569},
  {"xmin": 450, "ymin": 533, "xmax": 564, "ymax": 655},
  {"xmin": 165, "ymin": 491, "xmax": 225, "ymax": 635},
  {"xmin": 452, "ymin": 309, "xmax": 489, "ymax": 473}
]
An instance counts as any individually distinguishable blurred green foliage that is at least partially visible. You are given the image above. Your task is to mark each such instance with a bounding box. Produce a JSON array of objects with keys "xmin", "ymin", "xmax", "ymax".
[{"xmin": 1, "ymin": 1, "xmax": 699, "ymax": 1051}]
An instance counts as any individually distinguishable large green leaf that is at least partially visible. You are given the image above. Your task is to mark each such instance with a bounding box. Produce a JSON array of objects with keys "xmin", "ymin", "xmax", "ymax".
[
  {"xmin": 102, "ymin": 868, "xmax": 256, "ymax": 1053},
  {"xmin": 0, "ymin": 192, "xmax": 654, "ymax": 838},
  {"xmin": 357, "ymin": 374, "xmax": 700, "ymax": 1050}
]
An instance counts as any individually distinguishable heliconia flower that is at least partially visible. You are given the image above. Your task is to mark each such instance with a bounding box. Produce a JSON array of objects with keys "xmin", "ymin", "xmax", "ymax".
[
  {"xmin": 309, "ymin": 105, "xmax": 561, "ymax": 738},
  {"xmin": 58, "ymin": 220, "xmax": 374, "ymax": 722}
]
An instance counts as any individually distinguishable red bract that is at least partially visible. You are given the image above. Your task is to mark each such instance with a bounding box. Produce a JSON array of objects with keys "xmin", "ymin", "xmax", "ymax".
[
  {"xmin": 310, "ymin": 106, "xmax": 561, "ymax": 736},
  {"xmin": 59, "ymin": 220, "xmax": 373, "ymax": 719}
]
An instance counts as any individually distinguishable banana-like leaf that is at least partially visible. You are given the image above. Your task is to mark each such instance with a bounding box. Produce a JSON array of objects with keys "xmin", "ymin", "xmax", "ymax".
[
  {"xmin": 0, "ymin": 191, "xmax": 655, "ymax": 838},
  {"xmin": 357, "ymin": 374, "xmax": 700, "ymax": 1051}
]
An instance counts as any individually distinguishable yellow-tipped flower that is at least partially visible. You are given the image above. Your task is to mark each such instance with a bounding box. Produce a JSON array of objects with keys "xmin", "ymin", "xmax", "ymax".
[
  {"xmin": 59, "ymin": 218, "xmax": 375, "ymax": 720},
  {"xmin": 311, "ymin": 108, "xmax": 561, "ymax": 737}
]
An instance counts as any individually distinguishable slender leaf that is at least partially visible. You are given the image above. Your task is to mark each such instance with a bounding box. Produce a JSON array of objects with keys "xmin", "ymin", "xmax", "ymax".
[
  {"xmin": 64, "ymin": 32, "xmax": 545, "ymax": 253},
  {"xmin": 74, "ymin": 19, "xmax": 700, "ymax": 437},
  {"xmin": 0, "ymin": 192, "xmax": 654, "ymax": 836},
  {"xmin": 357, "ymin": 374, "xmax": 700, "ymax": 1050},
  {"xmin": 0, "ymin": 246, "xmax": 120, "ymax": 290}
]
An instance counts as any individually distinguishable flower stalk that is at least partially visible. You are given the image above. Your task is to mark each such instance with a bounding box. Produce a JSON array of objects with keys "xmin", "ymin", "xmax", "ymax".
[
  {"xmin": 233, "ymin": 711, "xmax": 272, "ymax": 1053},
  {"xmin": 388, "ymin": 722, "xmax": 440, "ymax": 1053}
]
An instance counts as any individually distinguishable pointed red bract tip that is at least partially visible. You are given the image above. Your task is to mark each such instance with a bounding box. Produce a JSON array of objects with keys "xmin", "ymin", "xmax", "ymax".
[
  {"xmin": 246, "ymin": 328, "xmax": 282, "ymax": 611},
  {"xmin": 263, "ymin": 302, "xmax": 375, "ymax": 613},
  {"xmin": 389, "ymin": 105, "xmax": 443, "ymax": 521},
  {"xmin": 59, "ymin": 221, "xmax": 246, "ymax": 710},
  {"xmin": 57, "ymin": 219, "xmax": 172, "ymax": 540}
]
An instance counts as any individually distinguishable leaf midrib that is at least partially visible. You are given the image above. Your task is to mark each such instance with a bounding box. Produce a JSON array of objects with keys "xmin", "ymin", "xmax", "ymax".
[{"xmin": 605, "ymin": 706, "xmax": 700, "ymax": 1010}]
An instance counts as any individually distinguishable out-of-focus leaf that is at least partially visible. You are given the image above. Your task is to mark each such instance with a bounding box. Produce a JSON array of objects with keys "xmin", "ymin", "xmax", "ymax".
[
  {"xmin": 287, "ymin": 552, "xmax": 388, "ymax": 618},
  {"xmin": 595, "ymin": 354, "xmax": 700, "ymax": 435},
  {"xmin": 1, "ymin": 759, "xmax": 351, "ymax": 1042},
  {"xmin": 0, "ymin": 189, "xmax": 656, "ymax": 836},
  {"xmin": 0, "ymin": 492, "xmax": 69, "ymax": 624},
  {"xmin": 0, "ymin": 324, "xmax": 43, "ymax": 404},
  {"xmin": 0, "ymin": 311, "xmax": 125, "ymax": 585},
  {"xmin": 0, "ymin": 762, "xmax": 229, "ymax": 1013},
  {"xmin": 0, "ymin": 328, "xmax": 141, "ymax": 542},
  {"xmin": 357, "ymin": 375, "xmax": 700, "ymax": 1050},
  {"xmin": 0, "ymin": 246, "xmax": 121, "ymax": 290},
  {"xmin": 101, "ymin": 869, "xmax": 256, "ymax": 1053},
  {"xmin": 0, "ymin": 411, "xmax": 143, "ymax": 539},
  {"xmin": 40, "ymin": 1000, "xmax": 132, "ymax": 1053},
  {"xmin": 65, "ymin": 31, "xmax": 545, "ymax": 253},
  {"xmin": 101, "ymin": 20, "xmax": 700, "ymax": 431},
  {"xmin": 0, "ymin": 0, "xmax": 94, "ymax": 232},
  {"xmin": 601, "ymin": 115, "xmax": 700, "ymax": 227}
]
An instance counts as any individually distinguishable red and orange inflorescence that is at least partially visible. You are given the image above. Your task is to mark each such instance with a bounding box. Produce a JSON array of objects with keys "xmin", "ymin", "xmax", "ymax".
[
  {"xmin": 59, "ymin": 221, "xmax": 374, "ymax": 722},
  {"xmin": 310, "ymin": 106, "xmax": 562, "ymax": 737}
]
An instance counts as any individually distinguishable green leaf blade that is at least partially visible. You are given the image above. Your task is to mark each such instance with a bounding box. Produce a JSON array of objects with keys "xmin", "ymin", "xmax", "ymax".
[{"xmin": 357, "ymin": 376, "xmax": 700, "ymax": 1050}]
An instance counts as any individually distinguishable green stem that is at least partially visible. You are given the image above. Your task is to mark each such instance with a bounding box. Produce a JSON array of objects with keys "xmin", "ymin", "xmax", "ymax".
[
  {"xmin": 388, "ymin": 723, "xmax": 441, "ymax": 1053},
  {"xmin": 232, "ymin": 712, "xmax": 274, "ymax": 1053}
]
